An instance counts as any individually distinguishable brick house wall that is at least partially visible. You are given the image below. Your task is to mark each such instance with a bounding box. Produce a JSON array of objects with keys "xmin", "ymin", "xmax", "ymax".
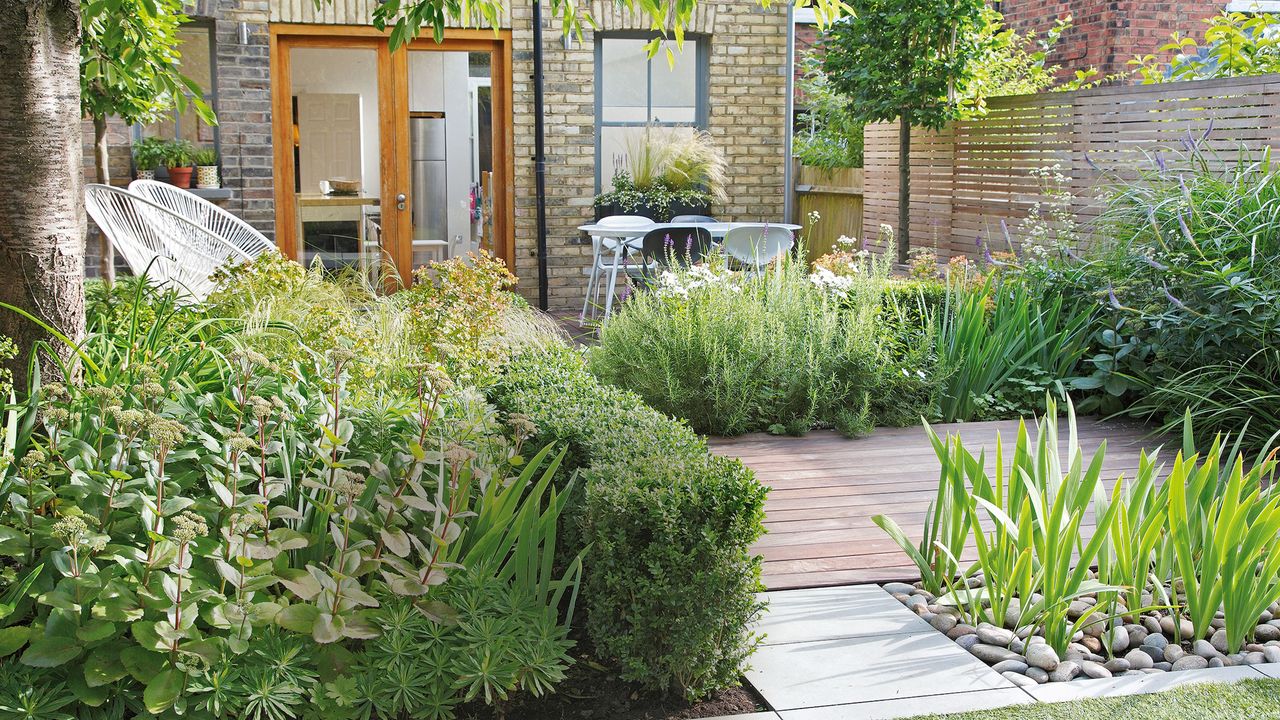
[
  {"xmin": 998, "ymin": 0, "xmax": 1225, "ymax": 79},
  {"xmin": 81, "ymin": 0, "xmax": 790, "ymax": 311},
  {"xmin": 82, "ymin": 0, "xmax": 275, "ymax": 278},
  {"xmin": 510, "ymin": 2, "xmax": 790, "ymax": 309}
]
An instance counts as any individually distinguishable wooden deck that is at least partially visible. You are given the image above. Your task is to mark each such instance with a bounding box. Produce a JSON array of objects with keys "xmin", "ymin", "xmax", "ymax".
[{"xmin": 709, "ymin": 418, "xmax": 1165, "ymax": 591}]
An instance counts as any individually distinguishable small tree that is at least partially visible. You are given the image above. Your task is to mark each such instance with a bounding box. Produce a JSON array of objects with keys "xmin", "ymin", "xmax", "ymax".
[
  {"xmin": 820, "ymin": 0, "xmax": 988, "ymax": 262},
  {"xmin": 81, "ymin": 0, "xmax": 214, "ymax": 282}
]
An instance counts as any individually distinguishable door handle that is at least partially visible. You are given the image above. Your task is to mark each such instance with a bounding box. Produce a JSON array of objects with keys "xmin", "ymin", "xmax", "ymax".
[{"xmin": 396, "ymin": 193, "xmax": 407, "ymax": 210}]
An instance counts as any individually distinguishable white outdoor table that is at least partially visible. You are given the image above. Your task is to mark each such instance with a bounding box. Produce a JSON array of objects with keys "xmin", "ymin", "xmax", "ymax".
[
  {"xmin": 576, "ymin": 221, "xmax": 801, "ymax": 241},
  {"xmin": 576, "ymin": 221, "xmax": 802, "ymax": 319}
]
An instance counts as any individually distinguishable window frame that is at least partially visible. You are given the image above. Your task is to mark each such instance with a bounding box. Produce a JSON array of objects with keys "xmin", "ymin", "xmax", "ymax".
[
  {"xmin": 594, "ymin": 31, "xmax": 710, "ymax": 193},
  {"xmin": 132, "ymin": 19, "xmax": 221, "ymax": 163}
]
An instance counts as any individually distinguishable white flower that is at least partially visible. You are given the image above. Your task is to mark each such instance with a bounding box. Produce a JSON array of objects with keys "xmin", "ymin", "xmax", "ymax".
[{"xmin": 808, "ymin": 267, "xmax": 856, "ymax": 297}]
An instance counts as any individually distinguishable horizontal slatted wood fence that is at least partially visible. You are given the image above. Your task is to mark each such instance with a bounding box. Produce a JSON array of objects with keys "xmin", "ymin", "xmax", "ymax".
[
  {"xmin": 863, "ymin": 73, "xmax": 1280, "ymax": 259},
  {"xmin": 793, "ymin": 164, "xmax": 864, "ymax": 262}
]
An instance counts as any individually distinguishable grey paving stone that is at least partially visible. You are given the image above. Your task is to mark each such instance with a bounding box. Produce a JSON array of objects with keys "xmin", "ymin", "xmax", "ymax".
[
  {"xmin": 1025, "ymin": 664, "xmax": 1267, "ymax": 703},
  {"xmin": 756, "ymin": 586, "xmax": 934, "ymax": 646},
  {"xmin": 705, "ymin": 713, "xmax": 782, "ymax": 720},
  {"xmin": 745, "ymin": 631, "xmax": 1014, "ymax": 710},
  {"xmin": 1246, "ymin": 662, "xmax": 1280, "ymax": 680},
  {"xmin": 776, "ymin": 688, "xmax": 1034, "ymax": 720}
]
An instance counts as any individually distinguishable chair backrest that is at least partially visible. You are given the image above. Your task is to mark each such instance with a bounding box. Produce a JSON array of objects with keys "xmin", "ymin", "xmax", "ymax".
[
  {"xmin": 85, "ymin": 184, "xmax": 252, "ymax": 302},
  {"xmin": 670, "ymin": 214, "xmax": 718, "ymax": 224},
  {"xmin": 636, "ymin": 226, "xmax": 715, "ymax": 273},
  {"xmin": 721, "ymin": 224, "xmax": 795, "ymax": 268},
  {"xmin": 129, "ymin": 179, "xmax": 275, "ymax": 260},
  {"xmin": 597, "ymin": 214, "xmax": 653, "ymax": 227}
]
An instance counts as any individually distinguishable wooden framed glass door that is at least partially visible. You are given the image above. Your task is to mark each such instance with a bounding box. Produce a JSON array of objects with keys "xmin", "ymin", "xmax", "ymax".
[{"xmin": 270, "ymin": 26, "xmax": 514, "ymax": 288}]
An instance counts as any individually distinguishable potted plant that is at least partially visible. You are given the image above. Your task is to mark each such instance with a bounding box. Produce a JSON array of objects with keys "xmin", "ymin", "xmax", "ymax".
[
  {"xmin": 593, "ymin": 130, "xmax": 726, "ymax": 221},
  {"xmin": 163, "ymin": 140, "xmax": 195, "ymax": 189},
  {"xmin": 132, "ymin": 136, "xmax": 167, "ymax": 181},
  {"xmin": 193, "ymin": 147, "xmax": 220, "ymax": 189}
]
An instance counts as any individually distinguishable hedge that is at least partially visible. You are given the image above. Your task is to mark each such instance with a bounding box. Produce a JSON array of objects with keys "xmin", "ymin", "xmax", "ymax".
[{"xmin": 491, "ymin": 345, "xmax": 767, "ymax": 699}]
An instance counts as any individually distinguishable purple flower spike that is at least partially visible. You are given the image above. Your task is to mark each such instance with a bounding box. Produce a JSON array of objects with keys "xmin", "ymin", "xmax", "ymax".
[
  {"xmin": 1108, "ymin": 286, "xmax": 1122, "ymax": 310},
  {"xmin": 1163, "ymin": 284, "xmax": 1188, "ymax": 311},
  {"xmin": 1200, "ymin": 118, "xmax": 1214, "ymax": 145},
  {"xmin": 1179, "ymin": 175, "xmax": 1191, "ymax": 203},
  {"xmin": 1177, "ymin": 210, "xmax": 1196, "ymax": 246},
  {"xmin": 975, "ymin": 236, "xmax": 984, "ymax": 250},
  {"xmin": 619, "ymin": 284, "xmax": 633, "ymax": 303},
  {"xmin": 1155, "ymin": 151, "xmax": 1167, "ymax": 172},
  {"xmin": 1000, "ymin": 219, "xmax": 1018, "ymax": 256},
  {"xmin": 685, "ymin": 234, "xmax": 693, "ymax": 253},
  {"xmin": 1143, "ymin": 255, "xmax": 1169, "ymax": 271}
]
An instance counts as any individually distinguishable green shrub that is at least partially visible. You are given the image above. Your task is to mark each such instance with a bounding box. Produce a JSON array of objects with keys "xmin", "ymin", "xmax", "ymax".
[
  {"xmin": 589, "ymin": 254, "xmax": 932, "ymax": 436},
  {"xmin": 582, "ymin": 453, "xmax": 765, "ymax": 698},
  {"xmin": 933, "ymin": 280, "xmax": 1095, "ymax": 422},
  {"xmin": 1038, "ymin": 148, "xmax": 1280, "ymax": 450},
  {"xmin": 492, "ymin": 345, "xmax": 767, "ymax": 699},
  {"xmin": 0, "ymin": 279, "xmax": 576, "ymax": 719}
]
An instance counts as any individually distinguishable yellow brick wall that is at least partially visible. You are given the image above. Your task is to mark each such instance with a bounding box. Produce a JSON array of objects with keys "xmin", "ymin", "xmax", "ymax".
[
  {"xmin": 509, "ymin": 0, "xmax": 791, "ymax": 310},
  {"xmin": 266, "ymin": 0, "xmax": 791, "ymax": 310}
]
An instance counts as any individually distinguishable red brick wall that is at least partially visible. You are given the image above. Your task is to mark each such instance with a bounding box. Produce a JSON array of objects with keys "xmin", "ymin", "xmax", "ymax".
[
  {"xmin": 794, "ymin": 22, "xmax": 819, "ymax": 100},
  {"xmin": 999, "ymin": 0, "xmax": 1223, "ymax": 80}
]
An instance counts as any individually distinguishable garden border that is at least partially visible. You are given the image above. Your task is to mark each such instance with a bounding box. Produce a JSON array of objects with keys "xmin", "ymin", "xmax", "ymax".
[{"xmin": 732, "ymin": 585, "xmax": 1275, "ymax": 720}]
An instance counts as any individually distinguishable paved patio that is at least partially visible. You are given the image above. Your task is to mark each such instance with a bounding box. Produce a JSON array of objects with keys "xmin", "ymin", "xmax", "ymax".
[{"xmin": 709, "ymin": 418, "xmax": 1164, "ymax": 590}]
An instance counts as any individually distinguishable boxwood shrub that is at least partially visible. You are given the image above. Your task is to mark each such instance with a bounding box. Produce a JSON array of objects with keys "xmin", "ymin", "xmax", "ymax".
[{"xmin": 491, "ymin": 345, "xmax": 767, "ymax": 699}]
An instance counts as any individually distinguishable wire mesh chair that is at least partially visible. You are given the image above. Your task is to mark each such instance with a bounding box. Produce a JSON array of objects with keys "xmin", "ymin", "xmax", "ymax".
[
  {"xmin": 85, "ymin": 184, "xmax": 254, "ymax": 303},
  {"xmin": 128, "ymin": 179, "xmax": 275, "ymax": 259}
]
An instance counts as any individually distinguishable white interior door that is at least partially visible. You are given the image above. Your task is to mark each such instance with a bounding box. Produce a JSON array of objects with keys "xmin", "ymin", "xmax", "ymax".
[{"xmin": 297, "ymin": 93, "xmax": 363, "ymax": 191}]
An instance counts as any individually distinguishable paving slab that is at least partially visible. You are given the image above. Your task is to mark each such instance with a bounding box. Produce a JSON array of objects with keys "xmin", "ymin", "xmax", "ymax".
[
  {"xmin": 705, "ymin": 713, "xmax": 782, "ymax": 720},
  {"xmin": 757, "ymin": 586, "xmax": 934, "ymax": 646},
  {"xmin": 776, "ymin": 688, "xmax": 1034, "ymax": 720},
  {"xmin": 1024, "ymin": 665, "xmax": 1267, "ymax": 703},
  {"xmin": 745, "ymin": 631, "xmax": 1014, "ymax": 710},
  {"xmin": 1251, "ymin": 663, "xmax": 1280, "ymax": 680}
]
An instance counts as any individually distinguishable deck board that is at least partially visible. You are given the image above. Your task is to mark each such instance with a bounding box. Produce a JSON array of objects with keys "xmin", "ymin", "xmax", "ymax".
[{"xmin": 709, "ymin": 417, "xmax": 1166, "ymax": 590}]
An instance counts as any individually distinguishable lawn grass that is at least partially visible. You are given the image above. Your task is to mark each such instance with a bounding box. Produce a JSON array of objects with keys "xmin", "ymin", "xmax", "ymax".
[{"xmin": 907, "ymin": 679, "xmax": 1280, "ymax": 719}]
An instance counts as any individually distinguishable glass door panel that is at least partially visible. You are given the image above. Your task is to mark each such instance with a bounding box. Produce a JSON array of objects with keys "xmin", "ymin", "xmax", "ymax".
[
  {"xmin": 288, "ymin": 46, "xmax": 384, "ymax": 281},
  {"xmin": 405, "ymin": 49, "xmax": 494, "ymax": 269}
]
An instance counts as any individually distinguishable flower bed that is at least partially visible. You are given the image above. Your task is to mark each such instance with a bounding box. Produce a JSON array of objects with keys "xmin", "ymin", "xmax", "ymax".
[
  {"xmin": 873, "ymin": 398, "xmax": 1280, "ymax": 688},
  {"xmin": 0, "ymin": 253, "xmax": 767, "ymax": 718},
  {"xmin": 887, "ymin": 580, "xmax": 1280, "ymax": 686}
]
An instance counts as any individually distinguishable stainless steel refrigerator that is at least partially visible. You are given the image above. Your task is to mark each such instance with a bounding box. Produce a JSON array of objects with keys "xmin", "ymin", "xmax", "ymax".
[{"xmin": 410, "ymin": 114, "xmax": 447, "ymax": 254}]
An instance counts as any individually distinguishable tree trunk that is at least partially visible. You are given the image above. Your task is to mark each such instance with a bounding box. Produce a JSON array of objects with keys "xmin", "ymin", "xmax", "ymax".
[
  {"xmin": 897, "ymin": 115, "xmax": 910, "ymax": 265},
  {"xmin": 93, "ymin": 114, "xmax": 115, "ymax": 284},
  {"xmin": 0, "ymin": 1, "xmax": 86, "ymax": 391}
]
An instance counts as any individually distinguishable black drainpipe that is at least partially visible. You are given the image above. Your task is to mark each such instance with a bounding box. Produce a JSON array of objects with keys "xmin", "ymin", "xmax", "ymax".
[{"xmin": 532, "ymin": 0, "xmax": 550, "ymax": 311}]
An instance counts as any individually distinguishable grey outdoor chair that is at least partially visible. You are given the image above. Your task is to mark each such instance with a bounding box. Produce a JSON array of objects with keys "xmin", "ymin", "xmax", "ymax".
[
  {"xmin": 722, "ymin": 224, "xmax": 794, "ymax": 273},
  {"xmin": 629, "ymin": 225, "xmax": 716, "ymax": 285}
]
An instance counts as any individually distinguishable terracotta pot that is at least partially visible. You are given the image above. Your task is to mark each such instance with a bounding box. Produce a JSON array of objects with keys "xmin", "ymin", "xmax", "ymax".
[
  {"xmin": 196, "ymin": 165, "xmax": 220, "ymax": 189},
  {"xmin": 167, "ymin": 166, "xmax": 194, "ymax": 189}
]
